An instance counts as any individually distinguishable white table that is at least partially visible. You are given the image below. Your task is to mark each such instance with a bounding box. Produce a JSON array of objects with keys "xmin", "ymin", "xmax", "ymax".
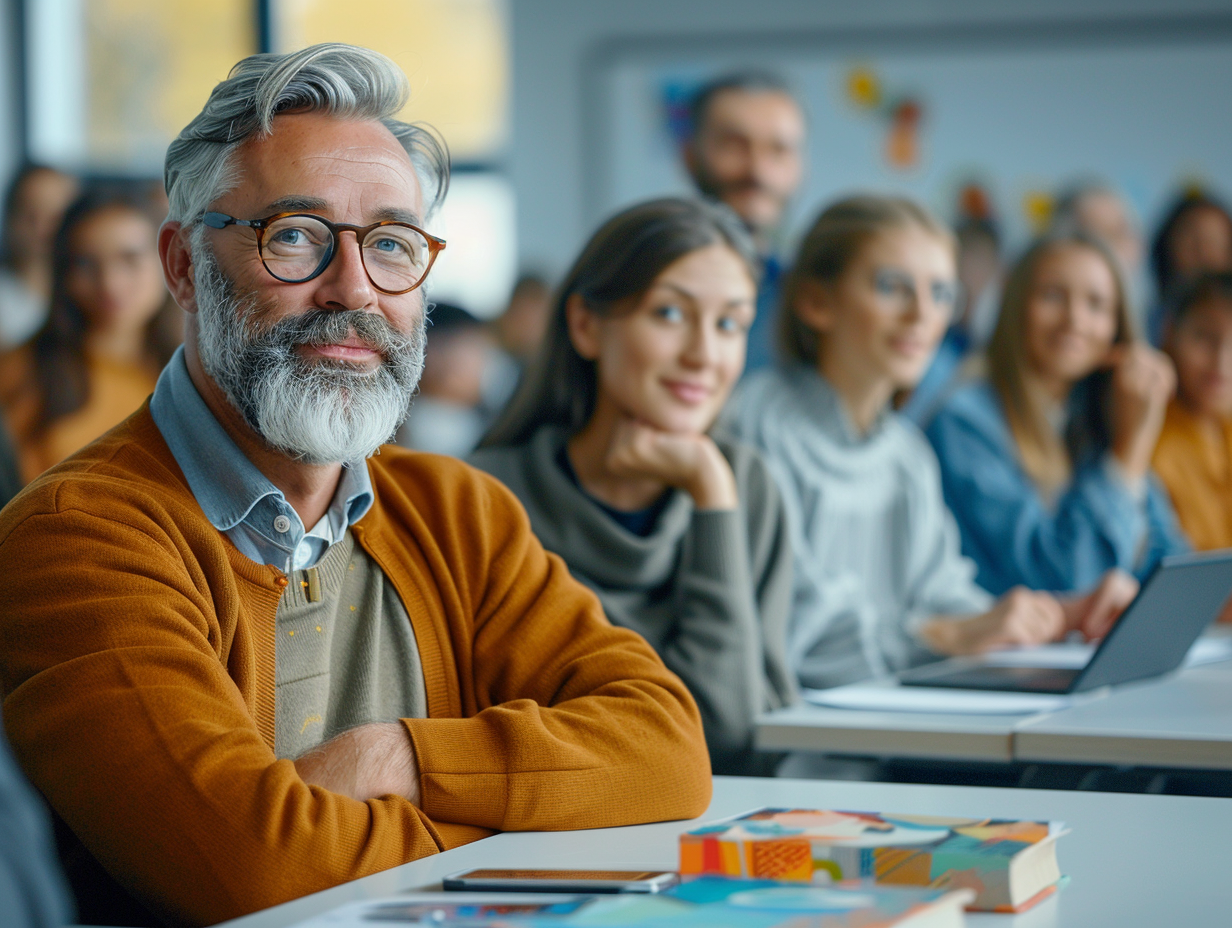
[
  {"xmin": 1016, "ymin": 662, "xmax": 1232, "ymax": 769},
  {"xmin": 216, "ymin": 775, "xmax": 1230, "ymax": 928},
  {"xmin": 757, "ymin": 660, "xmax": 1232, "ymax": 771},
  {"xmin": 756, "ymin": 701, "xmax": 1021, "ymax": 762}
]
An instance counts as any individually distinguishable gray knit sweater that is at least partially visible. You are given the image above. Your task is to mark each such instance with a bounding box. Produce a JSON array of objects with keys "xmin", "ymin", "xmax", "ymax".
[
  {"xmin": 728, "ymin": 366, "xmax": 993, "ymax": 690},
  {"xmin": 470, "ymin": 426, "xmax": 796, "ymax": 776}
]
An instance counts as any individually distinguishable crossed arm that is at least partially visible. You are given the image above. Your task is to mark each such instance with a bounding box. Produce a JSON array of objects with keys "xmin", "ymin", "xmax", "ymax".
[{"xmin": 0, "ymin": 480, "xmax": 711, "ymax": 926}]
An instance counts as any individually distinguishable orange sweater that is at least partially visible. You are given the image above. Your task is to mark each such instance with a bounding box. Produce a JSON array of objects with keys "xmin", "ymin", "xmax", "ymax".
[
  {"xmin": 0, "ymin": 345, "xmax": 158, "ymax": 483},
  {"xmin": 0, "ymin": 405, "xmax": 711, "ymax": 926},
  {"xmin": 1152, "ymin": 399, "xmax": 1232, "ymax": 551}
]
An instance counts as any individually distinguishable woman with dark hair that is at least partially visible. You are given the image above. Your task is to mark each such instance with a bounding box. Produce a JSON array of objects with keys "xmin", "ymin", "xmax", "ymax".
[
  {"xmin": 0, "ymin": 164, "xmax": 78, "ymax": 349},
  {"xmin": 1148, "ymin": 191, "xmax": 1232, "ymax": 343},
  {"xmin": 0, "ymin": 186, "xmax": 181, "ymax": 483},
  {"xmin": 927, "ymin": 232, "xmax": 1187, "ymax": 596},
  {"xmin": 1153, "ymin": 272, "xmax": 1232, "ymax": 551},
  {"xmin": 472, "ymin": 197, "xmax": 796, "ymax": 775}
]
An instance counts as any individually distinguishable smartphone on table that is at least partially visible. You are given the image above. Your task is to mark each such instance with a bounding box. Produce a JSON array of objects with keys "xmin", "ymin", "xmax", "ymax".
[{"xmin": 442, "ymin": 868, "xmax": 679, "ymax": 894}]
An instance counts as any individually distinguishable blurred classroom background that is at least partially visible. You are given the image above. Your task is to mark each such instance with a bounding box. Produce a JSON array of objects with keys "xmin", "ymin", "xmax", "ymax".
[
  {"xmin": 1, "ymin": 0, "xmax": 1231, "ymax": 461},
  {"xmin": 1, "ymin": 1, "xmax": 1229, "ymax": 304}
]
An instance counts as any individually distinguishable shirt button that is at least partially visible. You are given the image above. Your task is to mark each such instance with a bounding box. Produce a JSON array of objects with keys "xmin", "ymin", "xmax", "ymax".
[{"xmin": 273, "ymin": 515, "xmax": 292, "ymax": 534}]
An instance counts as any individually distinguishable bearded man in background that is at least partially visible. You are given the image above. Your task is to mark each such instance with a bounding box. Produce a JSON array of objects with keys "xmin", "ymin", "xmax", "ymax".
[{"xmin": 683, "ymin": 71, "xmax": 806, "ymax": 371}]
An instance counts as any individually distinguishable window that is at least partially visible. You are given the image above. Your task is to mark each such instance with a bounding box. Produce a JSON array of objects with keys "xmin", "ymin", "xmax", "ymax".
[
  {"xmin": 27, "ymin": 0, "xmax": 255, "ymax": 174},
  {"xmin": 273, "ymin": 0, "xmax": 508, "ymax": 162}
]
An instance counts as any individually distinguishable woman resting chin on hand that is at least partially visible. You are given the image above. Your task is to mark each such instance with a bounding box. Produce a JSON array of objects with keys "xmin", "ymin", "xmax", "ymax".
[
  {"xmin": 471, "ymin": 198, "xmax": 797, "ymax": 776},
  {"xmin": 581, "ymin": 412, "xmax": 738, "ymax": 512}
]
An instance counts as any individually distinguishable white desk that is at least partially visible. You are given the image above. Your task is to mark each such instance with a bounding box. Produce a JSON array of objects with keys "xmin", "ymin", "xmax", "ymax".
[
  {"xmin": 756, "ymin": 701, "xmax": 1020, "ymax": 762},
  {"xmin": 757, "ymin": 660, "xmax": 1232, "ymax": 770},
  {"xmin": 216, "ymin": 776, "xmax": 1230, "ymax": 928},
  {"xmin": 1016, "ymin": 662, "xmax": 1232, "ymax": 769}
]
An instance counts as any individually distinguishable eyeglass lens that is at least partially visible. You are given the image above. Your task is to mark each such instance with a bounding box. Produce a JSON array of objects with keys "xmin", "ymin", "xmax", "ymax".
[{"xmin": 261, "ymin": 215, "xmax": 432, "ymax": 291}]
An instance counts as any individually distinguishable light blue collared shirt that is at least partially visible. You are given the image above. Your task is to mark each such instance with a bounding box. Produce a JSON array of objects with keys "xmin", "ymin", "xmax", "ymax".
[{"xmin": 150, "ymin": 347, "xmax": 374, "ymax": 572}]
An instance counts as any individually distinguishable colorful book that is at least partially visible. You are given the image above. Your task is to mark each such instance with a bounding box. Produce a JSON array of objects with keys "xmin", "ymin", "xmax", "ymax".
[
  {"xmin": 679, "ymin": 808, "xmax": 1066, "ymax": 913},
  {"xmin": 296, "ymin": 880, "xmax": 972, "ymax": 927}
]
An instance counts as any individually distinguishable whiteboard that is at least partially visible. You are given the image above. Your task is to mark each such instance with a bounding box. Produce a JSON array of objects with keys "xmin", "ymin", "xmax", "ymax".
[{"xmin": 592, "ymin": 36, "xmax": 1232, "ymax": 257}]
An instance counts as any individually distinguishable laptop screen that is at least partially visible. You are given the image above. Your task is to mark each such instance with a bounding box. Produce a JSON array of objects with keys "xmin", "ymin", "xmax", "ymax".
[{"xmin": 1072, "ymin": 550, "xmax": 1232, "ymax": 692}]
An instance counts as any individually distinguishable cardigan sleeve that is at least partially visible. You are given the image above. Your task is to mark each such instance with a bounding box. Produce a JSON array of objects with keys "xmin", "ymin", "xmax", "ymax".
[
  {"xmin": 928, "ymin": 392, "xmax": 1156, "ymax": 594},
  {"xmin": 392, "ymin": 466, "xmax": 713, "ymax": 833},
  {"xmin": 0, "ymin": 507, "xmax": 453, "ymax": 928}
]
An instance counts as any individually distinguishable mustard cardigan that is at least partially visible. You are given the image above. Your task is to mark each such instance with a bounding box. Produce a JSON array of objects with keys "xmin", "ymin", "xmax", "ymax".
[{"xmin": 0, "ymin": 404, "xmax": 711, "ymax": 926}]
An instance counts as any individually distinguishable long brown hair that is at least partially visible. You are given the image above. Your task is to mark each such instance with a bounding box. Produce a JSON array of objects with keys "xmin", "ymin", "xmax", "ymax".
[
  {"xmin": 986, "ymin": 232, "xmax": 1134, "ymax": 493},
  {"xmin": 779, "ymin": 194, "xmax": 953, "ymax": 365},
  {"xmin": 30, "ymin": 184, "xmax": 181, "ymax": 433},
  {"xmin": 479, "ymin": 197, "xmax": 758, "ymax": 448}
]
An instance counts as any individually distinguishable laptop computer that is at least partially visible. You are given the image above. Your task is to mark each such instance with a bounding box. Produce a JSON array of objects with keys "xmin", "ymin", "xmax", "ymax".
[{"xmin": 898, "ymin": 550, "xmax": 1232, "ymax": 694}]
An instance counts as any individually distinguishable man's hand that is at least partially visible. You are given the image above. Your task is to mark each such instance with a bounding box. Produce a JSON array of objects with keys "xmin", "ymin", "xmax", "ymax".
[
  {"xmin": 921, "ymin": 588, "xmax": 1067, "ymax": 656},
  {"xmin": 294, "ymin": 722, "xmax": 420, "ymax": 804},
  {"xmin": 604, "ymin": 416, "xmax": 737, "ymax": 511},
  {"xmin": 1059, "ymin": 569, "xmax": 1140, "ymax": 641}
]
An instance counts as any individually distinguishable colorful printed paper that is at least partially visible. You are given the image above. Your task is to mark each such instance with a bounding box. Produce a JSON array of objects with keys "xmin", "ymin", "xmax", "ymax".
[
  {"xmin": 680, "ymin": 808, "xmax": 1065, "ymax": 912},
  {"xmin": 295, "ymin": 880, "xmax": 971, "ymax": 927}
]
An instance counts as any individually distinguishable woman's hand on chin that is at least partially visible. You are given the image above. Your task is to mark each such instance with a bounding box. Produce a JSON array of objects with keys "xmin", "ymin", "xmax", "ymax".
[{"xmin": 605, "ymin": 417, "xmax": 739, "ymax": 511}]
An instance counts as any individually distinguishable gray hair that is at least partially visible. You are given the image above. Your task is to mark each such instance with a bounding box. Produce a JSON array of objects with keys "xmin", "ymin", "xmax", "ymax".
[
  {"xmin": 164, "ymin": 43, "xmax": 449, "ymax": 226},
  {"xmin": 1050, "ymin": 179, "xmax": 1135, "ymax": 235}
]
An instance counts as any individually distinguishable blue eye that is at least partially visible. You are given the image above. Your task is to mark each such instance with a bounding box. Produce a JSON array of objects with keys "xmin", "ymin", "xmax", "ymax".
[
  {"xmin": 873, "ymin": 269, "xmax": 911, "ymax": 297},
  {"xmin": 272, "ymin": 228, "xmax": 307, "ymax": 246},
  {"xmin": 717, "ymin": 315, "xmax": 744, "ymax": 334},
  {"xmin": 932, "ymin": 281, "xmax": 958, "ymax": 308},
  {"xmin": 656, "ymin": 305, "xmax": 684, "ymax": 323}
]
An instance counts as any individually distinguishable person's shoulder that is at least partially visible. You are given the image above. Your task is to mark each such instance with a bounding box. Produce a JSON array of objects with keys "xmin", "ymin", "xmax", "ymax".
[
  {"xmin": 926, "ymin": 378, "xmax": 1011, "ymax": 445},
  {"xmin": 369, "ymin": 444, "xmax": 532, "ymax": 523},
  {"xmin": 877, "ymin": 410, "xmax": 944, "ymax": 485},
  {"xmin": 467, "ymin": 438, "xmax": 534, "ymax": 484},
  {"xmin": 932, "ymin": 378, "xmax": 1002, "ymax": 425},
  {"xmin": 714, "ymin": 426, "xmax": 768, "ymax": 480},
  {"xmin": 0, "ymin": 407, "xmax": 205, "ymax": 545},
  {"xmin": 883, "ymin": 408, "xmax": 936, "ymax": 454},
  {"xmin": 732, "ymin": 366, "xmax": 793, "ymax": 409},
  {"xmin": 726, "ymin": 366, "xmax": 808, "ymax": 442},
  {"xmin": 375, "ymin": 442, "xmax": 510, "ymax": 489},
  {"xmin": 711, "ymin": 429, "xmax": 778, "ymax": 495}
]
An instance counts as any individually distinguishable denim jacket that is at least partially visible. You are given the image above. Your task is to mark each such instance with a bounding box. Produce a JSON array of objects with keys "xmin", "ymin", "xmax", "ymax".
[{"xmin": 926, "ymin": 379, "xmax": 1189, "ymax": 595}]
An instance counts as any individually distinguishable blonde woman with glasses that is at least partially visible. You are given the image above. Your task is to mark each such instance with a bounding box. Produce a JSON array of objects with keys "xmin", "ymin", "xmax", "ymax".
[{"xmin": 729, "ymin": 196, "xmax": 1137, "ymax": 695}]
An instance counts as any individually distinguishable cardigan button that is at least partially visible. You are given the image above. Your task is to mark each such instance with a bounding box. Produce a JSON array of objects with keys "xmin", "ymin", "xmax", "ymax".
[{"xmin": 274, "ymin": 576, "xmax": 289, "ymax": 589}]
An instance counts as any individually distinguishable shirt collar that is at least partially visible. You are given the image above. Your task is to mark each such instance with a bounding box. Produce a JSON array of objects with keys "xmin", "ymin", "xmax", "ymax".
[{"xmin": 149, "ymin": 346, "xmax": 374, "ymax": 538}]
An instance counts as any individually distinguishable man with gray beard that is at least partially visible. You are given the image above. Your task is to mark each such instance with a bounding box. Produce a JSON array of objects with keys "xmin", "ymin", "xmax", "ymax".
[{"xmin": 0, "ymin": 45, "xmax": 710, "ymax": 928}]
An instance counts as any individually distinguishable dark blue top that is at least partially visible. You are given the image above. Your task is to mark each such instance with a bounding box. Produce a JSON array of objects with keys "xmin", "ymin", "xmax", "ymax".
[
  {"xmin": 926, "ymin": 379, "xmax": 1189, "ymax": 595},
  {"xmin": 555, "ymin": 445, "xmax": 671, "ymax": 537},
  {"xmin": 741, "ymin": 255, "xmax": 783, "ymax": 374}
]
